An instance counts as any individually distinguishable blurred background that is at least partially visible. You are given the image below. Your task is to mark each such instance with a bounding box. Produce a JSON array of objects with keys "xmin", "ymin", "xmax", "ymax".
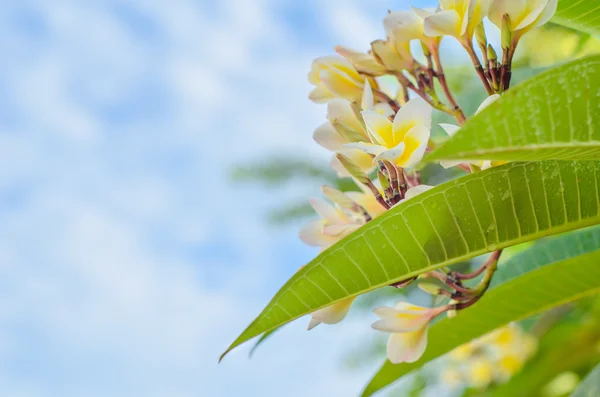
[{"xmin": 0, "ymin": 0, "xmax": 599, "ymax": 396}]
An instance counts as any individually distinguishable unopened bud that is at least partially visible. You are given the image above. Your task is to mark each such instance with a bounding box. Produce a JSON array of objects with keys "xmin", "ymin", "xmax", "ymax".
[
  {"xmin": 474, "ymin": 23, "xmax": 487, "ymax": 48},
  {"xmin": 487, "ymin": 44, "xmax": 497, "ymax": 62},
  {"xmin": 336, "ymin": 153, "xmax": 371, "ymax": 185},
  {"xmin": 501, "ymin": 14, "xmax": 512, "ymax": 50}
]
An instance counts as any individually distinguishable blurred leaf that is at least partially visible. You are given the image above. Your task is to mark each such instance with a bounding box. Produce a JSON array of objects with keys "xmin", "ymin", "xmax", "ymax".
[
  {"xmin": 230, "ymin": 156, "xmax": 337, "ymax": 186},
  {"xmin": 220, "ymin": 160, "xmax": 600, "ymax": 362},
  {"xmin": 267, "ymin": 203, "xmax": 314, "ymax": 225},
  {"xmin": 362, "ymin": 226, "xmax": 600, "ymax": 396},
  {"xmin": 570, "ymin": 362, "xmax": 600, "ymax": 397},
  {"xmin": 552, "ymin": 0, "xmax": 600, "ymax": 36},
  {"xmin": 427, "ymin": 56, "xmax": 600, "ymax": 163}
]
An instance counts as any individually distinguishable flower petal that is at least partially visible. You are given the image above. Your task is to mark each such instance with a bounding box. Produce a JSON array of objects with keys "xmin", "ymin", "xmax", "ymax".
[
  {"xmin": 424, "ymin": 10, "xmax": 463, "ymax": 37},
  {"xmin": 395, "ymin": 125, "xmax": 430, "ymax": 168},
  {"xmin": 533, "ymin": 0, "xmax": 558, "ymax": 28},
  {"xmin": 309, "ymin": 198, "xmax": 347, "ymax": 224},
  {"xmin": 514, "ymin": 0, "xmax": 548, "ymax": 30},
  {"xmin": 308, "ymin": 297, "xmax": 356, "ymax": 330},
  {"xmin": 439, "ymin": 123, "xmax": 461, "ymax": 137},
  {"xmin": 361, "ymin": 80, "xmax": 374, "ymax": 110},
  {"xmin": 384, "ymin": 10, "xmax": 425, "ymax": 42},
  {"xmin": 343, "ymin": 142, "xmax": 386, "ymax": 157},
  {"xmin": 362, "ymin": 110, "xmax": 394, "ymax": 147},
  {"xmin": 313, "ymin": 122, "xmax": 345, "ymax": 151},
  {"xmin": 299, "ymin": 220, "xmax": 336, "ymax": 247},
  {"xmin": 320, "ymin": 68, "xmax": 364, "ymax": 102},
  {"xmin": 476, "ymin": 94, "xmax": 501, "ymax": 114},
  {"xmin": 374, "ymin": 142, "xmax": 406, "ymax": 163},
  {"xmin": 387, "ymin": 326, "xmax": 429, "ymax": 364},
  {"xmin": 323, "ymin": 223, "xmax": 359, "ymax": 237},
  {"xmin": 404, "ymin": 185, "xmax": 435, "ymax": 201},
  {"xmin": 488, "ymin": 0, "xmax": 527, "ymax": 29},
  {"xmin": 309, "ymin": 85, "xmax": 336, "ymax": 103},
  {"xmin": 327, "ymin": 99, "xmax": 365, "ymax": 135},
  {"xmin": 394, "ymin": 97, "xmax": 433, "ymax": 140}
]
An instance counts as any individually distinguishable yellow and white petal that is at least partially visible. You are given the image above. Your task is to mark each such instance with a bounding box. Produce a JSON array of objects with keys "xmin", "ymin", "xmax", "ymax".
[
  {"xmin": 327, "ymin": 99, "xmax": 365, "ymax": 135},
  {"xmin": 346, "ymin": 191, "xmax": 387, "ymax": 218},
  {"xmin": 533, "ymin": 0, "xmax": 558, "ymax": 29},
  {"xmin": 320, "ymin": 68, "xmax": 364, "ymax": 102},
  {"xmin": 411, "ymin": 6, "xmax": 435, "ymax": 19},
  {"xmin": 373, "ymin": 103, "xmax": 395, "ymax": 118},
  {"xmin": 514, "ymin": 0, "xmax": 549, "ymax": 30},
  {"xmin": 476, "ymin": 94, "xmax": 501, "ymax": 114},
  {"xmin": 335, "ymin": 46, "xmax": 387, "ymax": 76},
  {"xmin": 309, "ymin": 84, "xmax": 336, "ymax": 103},
  {"xmin": 395, "ymin": 125, "xmax": 430, "ymax": 168},
  {"xmin": 384, "ymin": 10, "xmax": 425, "ymax": 42},
  {"xmin": 387, "ymin": 326, "xmax": 429, "ymax": 364},
  {"xmin": 362, "ymin": 80, "xmax": 375, "ymax": 110},
  {"xmin": 374, "ymin": 142, "xmax": 406, "ymax": 164},
  {"xmin": 467, "ymin": 358, "xmax": 495, "ymax": 388},
  {"xmin": 307, "ymin": 297, "xmax": 356, "ymax": 330},
  {"xmin": 313, "ymin": 122, "xmax": 345, "ymax": 151},
  {"xmin": 424, "ymin": 9, "xmax": 463, "ymax": 38},
  {"xmin": 309, "ymin": 198, "xmax": 347, "ymax": 224},
  {"xmin": 393, "ymin": 97, "xmax": 433, "ymax": 141},
  {"xmin": 299, "ymin": 220, "xmax": 337, "ymax": 247},
  {"xmin": 340, "ymin": 147, "xmax": 377, "ymax": 172},
  {"xmin": 488, "ymin": 0, "xmax": 527, "ymax": 30},
  {"xmin": 371, "ymin": 39, "xmax": 412, "ymax": 73},
  {"xmin": 361, "ymin": 110, "xmax": 394, "ymax": 147},
  {"xmin": 343, "ymin": 142, "xmax": 387, "ymax": 157},
  {"xmin": 404, "ymin": 185, "xmax": 435, "ymax": 201},
  {"xmin": 372, "ymin": 309, "xmax": 430, "ymax": 333}
]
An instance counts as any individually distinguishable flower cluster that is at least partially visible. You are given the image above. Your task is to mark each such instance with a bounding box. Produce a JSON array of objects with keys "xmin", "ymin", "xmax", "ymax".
[
  {"xmin": 440, "ymin": 324, "xmax": 538, "ymax": 388},
  {"xmin": 301, "ymin": 0, "xmax": 556, "ymax": 365}
]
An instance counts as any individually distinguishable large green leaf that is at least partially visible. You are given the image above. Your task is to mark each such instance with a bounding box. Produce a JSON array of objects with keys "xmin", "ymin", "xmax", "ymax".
[
  {"xmin": 553, "ymin": 0, "xmax": 600, "ymax": 36},
  {"xmin": 426, "ymin": 56, "xmax": 600, "ymax": 163},
  {"xmin": 571, "ymin": 362, "xmax": 600, "ymax": 397},
  {"xmin": 220, "ymin": 160, "xmax": 600, "ymax": 360},
  {"xmin": 362, "ymin": 227, "xmax": 600, "ymax": 396}
]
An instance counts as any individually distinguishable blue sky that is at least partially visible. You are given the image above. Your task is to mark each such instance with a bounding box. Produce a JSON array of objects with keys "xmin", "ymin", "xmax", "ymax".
[{"xmin": 0, "ymin": 1, "xmax": 442, "ymax": 396}]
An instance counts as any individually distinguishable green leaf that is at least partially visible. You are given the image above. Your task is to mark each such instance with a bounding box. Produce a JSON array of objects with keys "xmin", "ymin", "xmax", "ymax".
[
  {"xmin": 552, "ymin": 0, "xmax": 600, "ymax": 36},
  {"xmin": 426, "ymin": 56, "xmax": 600, "ymax": 163},
  {"xmin": 362, "ymin": 226, "xmax": 600, "ymax": 396},
  {"xmin": 220, "ymin": 160, "xmax": 600, "ymax": 361},
  {"xmin": 571, "ymin": 362, "xmax": 600, "ymax": 397}
]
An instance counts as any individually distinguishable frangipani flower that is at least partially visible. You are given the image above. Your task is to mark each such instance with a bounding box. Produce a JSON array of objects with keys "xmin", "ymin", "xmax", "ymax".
[
  {"xmin": 384, "ymin": 8, "xmax": 440, "ymax": 51},
  {"xmin": 315, "ymin": 82, "xmax": 394, "ymax": 178},
  {"xmin": 424, "ymin": 0, "xmax": 492, "ymax": 41},
  {"xmin": 439, "ymin": 94, "xmax": 500, "ymax": 169},
  {"xmin": 372, "ymin": 302, "xmax": 446, "ymax": 364},
  {"xmin": 334, "ymin": 46, "xmax": 389, "ymax": 77},
  {"xmin": 308, "ymin": 56, "xmax": 366, "ymax": 103},
  {"xmin": 345, "ymin": 97, "xmax": 432, "ymax": 169},
  {"xmin": 299, "ymin": 185, "xmax": 386, "ymax": 252},
  {"xmin": 489, "ymin": 0, "xmax": 558, "ymax": 34}
]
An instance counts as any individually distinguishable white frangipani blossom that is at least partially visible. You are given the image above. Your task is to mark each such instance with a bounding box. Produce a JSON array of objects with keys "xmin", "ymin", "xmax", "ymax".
[
  {"xmin": 344, "ymin": 97, "xmax": 432, "ymax": 169},
  {"xmin": 308, "ymin": 56, "xmax": 366, "ymax": 103},
  {"xmin": 372, "ymin": 302, "xmax": 446, "ymax": 364}
]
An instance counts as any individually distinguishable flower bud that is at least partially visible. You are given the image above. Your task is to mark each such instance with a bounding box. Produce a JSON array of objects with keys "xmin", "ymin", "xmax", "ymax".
[
  {"xmin": 501, "ymin": 14, "xmax": 512, "ymax": 50},
  {"xmin": 487, "ymin": 44, "xmax": 497, "ymax": 62},
  {"xmin": 418, "ymin": 282, "xmax": 442, "ymax": 296},
  {"xmin": 475, "ymin": 23, "xmax": 487, "ymax": 48}
]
